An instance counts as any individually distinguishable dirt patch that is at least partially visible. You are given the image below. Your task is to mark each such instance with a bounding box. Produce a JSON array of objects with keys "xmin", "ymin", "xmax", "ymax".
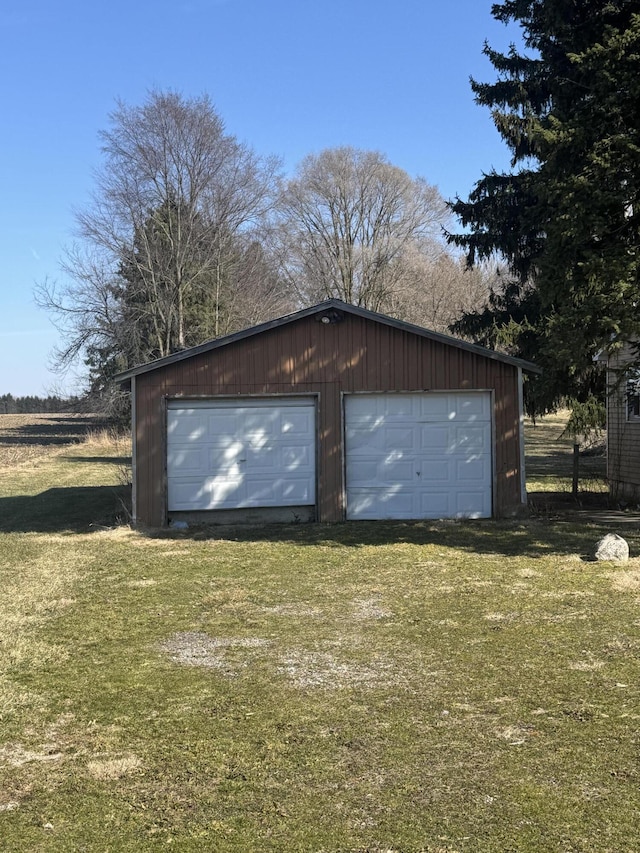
[
  {"xmin": 278, "ymin": 650, "xmax": 403, "ymax": 690},
  {"xmin": 569, "ymin": 659, "xmax": 605, "ymax": 671},
  {"xmin": 0, "ymin": 744, "xmax": 64, "ymax": 767},
  {"xmin": 485, "ymin": 611, "xmax": 520, "ymax": 623},
  {"xmin": 159, "ymin": 631, "xmax": 407, "ymax": 691},
  {"xmin": 496, "ymin": 725, "xmax": 535, "ymax": 746},
  {"xmin": 260, "ymin": 603, "xmax": 322, "ymax": 617},
  {"xmin": 159, "ymin": 632, "xmax": 270, "ymax": 674},
  {"xmin": 351, "ymin": 597, "xmax": 392, "ymax": 620}
]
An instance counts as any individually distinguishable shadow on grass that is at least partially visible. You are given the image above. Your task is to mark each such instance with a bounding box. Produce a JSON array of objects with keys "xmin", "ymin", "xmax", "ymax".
[
  {"xmin": 527, "ymin": 490, "xmax": 610, "ymax": 510},
  {"xmin": 147, "ymin": 516, "xmax": 640, "ymax": 560},
  {"xmin": 0, "ymin": 486, "xmax": 130, "ymax": 533},
  {"xmin": 0, "ymin": 416, "xmax": 107, "ymax": 446},
  {"xmin": 61, "ymin": 455, "xmax": 131, "ymax": 466}
]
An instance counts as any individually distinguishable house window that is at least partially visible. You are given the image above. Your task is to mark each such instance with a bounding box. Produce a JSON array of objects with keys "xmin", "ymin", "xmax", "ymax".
[{"xmin": 626, "ymin": 370, "xmax": 640, "ymax": 420}]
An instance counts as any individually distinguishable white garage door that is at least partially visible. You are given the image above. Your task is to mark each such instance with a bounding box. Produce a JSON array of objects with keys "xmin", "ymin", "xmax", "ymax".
[
  {"xmin": 167, "ymin": 398, "xmax": 316, "ymax": 511},
  {"xmin": 345, "ymin": 392, "xmax": 493, "ymax": 520}
]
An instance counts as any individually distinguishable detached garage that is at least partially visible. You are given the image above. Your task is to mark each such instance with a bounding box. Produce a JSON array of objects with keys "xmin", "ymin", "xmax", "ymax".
[{"xmin": 114, "ymin": 299, "xmax": 540, "ymax": 527}]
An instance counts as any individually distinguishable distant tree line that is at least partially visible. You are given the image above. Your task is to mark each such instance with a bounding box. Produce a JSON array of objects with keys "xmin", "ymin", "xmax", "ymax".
[{"xmin": 0, "ymin": 394, "xmax": 81, "ymax": 414}]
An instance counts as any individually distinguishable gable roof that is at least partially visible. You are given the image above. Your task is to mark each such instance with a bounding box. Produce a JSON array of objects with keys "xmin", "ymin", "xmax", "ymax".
[{"xmin": 113, "ymin": 298, "xmax": 541, "ymax": 388}]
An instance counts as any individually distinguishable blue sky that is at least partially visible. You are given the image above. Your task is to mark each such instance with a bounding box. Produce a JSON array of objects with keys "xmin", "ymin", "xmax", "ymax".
[{"xmin": 1, "ymin": 0, "xmax": 521, "ymax": 396}]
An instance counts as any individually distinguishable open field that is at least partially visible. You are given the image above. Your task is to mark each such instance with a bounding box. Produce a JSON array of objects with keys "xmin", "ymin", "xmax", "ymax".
[
  {"xmin": 0, "ymin": 414, "xmax": 111, "ymax": 467},
  {"xmin": 1, "ymin": 414, "xmax": 639, "ymax": 852},
  {"xmin": 0, "ymin": 414, "xmax": 130, "ymax": 533}
]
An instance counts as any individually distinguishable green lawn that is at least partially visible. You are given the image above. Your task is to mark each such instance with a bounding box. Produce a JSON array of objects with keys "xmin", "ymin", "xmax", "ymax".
[{"xmin": 1, "ymin": 415, "xmax": 639, "ymax": 852}]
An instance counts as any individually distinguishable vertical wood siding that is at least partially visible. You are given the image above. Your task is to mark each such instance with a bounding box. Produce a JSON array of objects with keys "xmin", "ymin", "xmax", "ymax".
[
  {"xmin": 607, "ymin": 346, "xmax": 640, "ymax": 498},
  {"xmin": 134, "ymin": 314, "xmax": 524, "ymax": 526}
]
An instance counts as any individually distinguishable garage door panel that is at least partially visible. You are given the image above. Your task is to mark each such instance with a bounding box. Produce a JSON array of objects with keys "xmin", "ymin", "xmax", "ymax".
[
  {"xmin": 168, "ymin": 447, "xmax": 208, "ymax": 472},
  {"xmin": 454, "ymin": 425, "xmax": 490, "ymax": 450},
  {"xmin": 208, "ymin": 412, "xmax": 239, "ymax": 437},
  {"xmin": 420, "ymin": 492, "xmax": 453, "ymax": 517},
  {"xmin": 243, "ymin": 478, "xmax": 277, "ymax": 505},
  {"xmin": 348, "ymin": 459, "xmax": 380, "ymax": 483},
  {"xmin": 418, "ymin": 395, "xmax": 451, "ymax": 419},
  {"xmin": 279, "ymin": 477, "xmax": 315, "ymax": 502},
  {"xmin": 244, "ymin": 443, "xmax": 314, "ymax": 473},
  {"xmin": 416, "ymin": 393, "xmax": 492, "ymax": 422},
  {"xmin": 455, "ymin": 491, "xmax": 490, "ymax": 518},
  {"xmin": 282, "ymin": 411, "xmax": 315, "ymax": 436},
  {"xmin": 420, "ymin": 459, "xmax": 451, "ymax": 482},
  {"xmin": 456, "ymin": 395, "xmax": 490, "ymax": 417},
  {"xmin": 168, "ymin": 413, "xmax": 207, "ymax": 440},
  {"xmin": 282, "ymin": 445, "xmax": 312, "ymax": 469},
  {"xmin": 242, "ymin": 475, "xmax": 313, "ymax": 506},
  {"xmin": 346, "ymin": 425, "xmax": 386, "ymax": 453},
  {"xmin": 167, "ymin": 399, "xmax": 316, "ymax": 512},
  {"xmin": 170, "ymin": 471, "xmax": 316, "ymax": 511},
  {"xmin": 246, "ymin": 432, "xmax": 271, "ymax": 450},
  {"xmin": 170, "ymin": 476, "xmax": 244, "ymax": 510},
  {"xmin": 383, "ymin": 396, "xmax": 417, "ymax": 416},
  {"xmin": 379, "ymin": 459, "xmax": 415, "ymax": 483},
  {"xmin": 348, "ymin": 488, "xmax": 415, "ymax": 520},
  {"xmin": 208, "ymin": 444, "xmax": 243, "ymax": 468},
  {"xmin": 345, "ymin": 393, "xmax": 492, "ymax": 520},
  {"xmin": 349, "ymin": 454, "xmax": 415, "ymax": 486},
  {"xmin": 456, "ymin": 457, "xmax": 491, "ymax": 482},
  {"xmin": 420, "ymin": 425, "xmax": 451, "ymax": 451},
  {"xmin": 348, "ymin": 395, "xmax": 417, "ymax": 418},
  {"xmin": 386, "ymin": 426, "xmax": 415, "ymax": 449},
  {"xmin": 246, "ymin": 444, "xmax": 278, "ymax": 470}
]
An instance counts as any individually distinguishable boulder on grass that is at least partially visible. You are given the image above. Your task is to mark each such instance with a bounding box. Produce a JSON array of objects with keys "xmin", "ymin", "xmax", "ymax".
[{"xmin": 594, "ymin": 533, "xmax": 629, "ymax": 563}]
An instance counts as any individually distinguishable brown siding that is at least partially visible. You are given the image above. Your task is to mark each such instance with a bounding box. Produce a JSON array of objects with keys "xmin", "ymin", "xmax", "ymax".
[
  {"xmin": 607, "ymin": 346, "xmax": 640, "ymax": 499},
  {"xmin": 133, "ymin": 313, "xmax": 524, "ymax": 526}
]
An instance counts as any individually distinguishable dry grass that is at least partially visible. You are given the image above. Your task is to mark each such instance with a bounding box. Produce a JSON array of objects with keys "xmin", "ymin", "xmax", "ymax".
[
  {"xmin": 2, "ymin": 416, "xmax": 640, "ymax": 851},
  {"xmin": 87, "ymin": 755, "xmax": 143, "ymax": 781},
  {"xmin": 0, "ymin": 443, "xmax": 43, "ymax": 467},
  {"xmin": 609, "ymin": 564, "xmax": 640, "ymax": 592},
  {"xmin": 2, "ymin": 519, "xmax": 640, "ymax": 851},
  {"xmin": 0, "ymin": 414, "xmax": 104, "ymax": 466},
  {"xmin": 0, "ymin": 413, "xmax": 131, "ymax": 533}
]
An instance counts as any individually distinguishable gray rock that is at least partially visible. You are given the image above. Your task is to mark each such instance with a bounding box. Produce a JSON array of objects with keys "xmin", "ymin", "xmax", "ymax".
[{"xmin": 594, "ymin": 533, "xmax": 629, "ymax": 562}]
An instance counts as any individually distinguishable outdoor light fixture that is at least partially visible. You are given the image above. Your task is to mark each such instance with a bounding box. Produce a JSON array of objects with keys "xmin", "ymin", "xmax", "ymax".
[{"xmin": 316, "ymin": 308, "xmax": 344, "ymax": 325}]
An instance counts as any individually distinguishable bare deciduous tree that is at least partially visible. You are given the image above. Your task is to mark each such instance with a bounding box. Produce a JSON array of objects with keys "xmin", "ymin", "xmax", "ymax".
[
  {"xmin": 273, "ymin": 147, "xmax": 450, "ymax": 311},
  {"xmin": 38, "ymin": 90, "xmax": 282, "ymax": 379},
  {"xmin": 388, "ymin": 246, "xmax": 496, "ymax": 333}
]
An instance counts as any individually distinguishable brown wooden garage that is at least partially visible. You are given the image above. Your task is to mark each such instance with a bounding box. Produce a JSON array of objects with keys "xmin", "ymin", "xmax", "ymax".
[{"xmin": 114, "ymin": 299, "xmax": 540, "ymax": 527}]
